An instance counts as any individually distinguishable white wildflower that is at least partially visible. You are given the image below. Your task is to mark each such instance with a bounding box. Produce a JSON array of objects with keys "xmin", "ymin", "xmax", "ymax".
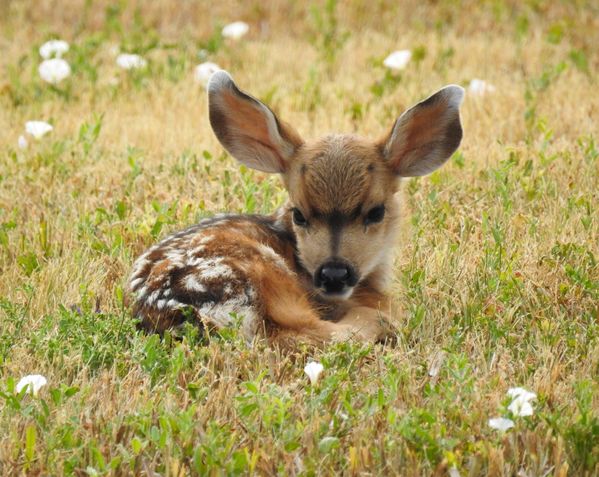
[
  {"xmin": 304, "ymin": 361, "xmax": 324, "ymax": 385},
  {"xmin": 16, "ymin": 375, "xmax": 47, "ymax": 396},
  {"xmin": 468, "ymin": 79, "xmax": 496, "ymax": 96},
  {"xmin": 222, "ymin": 21, "xmax": 249, "ymax": 40},
  {"xmin": 39, "ymin": 39, "xmax": 69, "ymax": 59},
  {"xmin": 508, "ymin": 397, "xmax": 534, "ymax": 416},
  {"xmin": 25, "ymin": 121, "xmax": 53, "ymax": 139},
  {"xmin": 38, "ymin": 58, "xmax": 71, "ymax": 84},
  {"xmin": 383, "ymin": 50, "xmax": 412, "ymax": 70},
  {"xmin": 194, "ymin": 62, "xmax": 221, "ymax": 87},
  {"xmin": 116, "ymin": 53, "xmax": 147, "ymax": 70},
  {"xmin": 507, "ymin": 387, "xmax": 537, "ymax": 402},
  {"xmin": 507, "ymin": 387, "xmax": 536, "ymax": 417},
  {"xmin": 448, "ymin": 467, "xmax": 462, "ymax": 477},
  {"xmin": 488, "ymin": 417, "xmax": 515, "ymax": 431},
  {"xmin": 18, "ymin": 135, "xmax": 28, "ymax": 149}
]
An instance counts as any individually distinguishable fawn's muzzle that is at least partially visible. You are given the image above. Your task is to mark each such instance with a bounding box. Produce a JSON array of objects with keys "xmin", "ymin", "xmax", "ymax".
[{"xmin": 315, "ymin": 260, "xmax": 358, "ymax": 296}]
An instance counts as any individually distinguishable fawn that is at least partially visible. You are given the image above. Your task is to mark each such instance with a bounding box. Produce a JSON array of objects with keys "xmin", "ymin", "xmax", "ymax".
[{"xmin": 128, "ymin": 71, "xmax": 464, "ymax": 347}]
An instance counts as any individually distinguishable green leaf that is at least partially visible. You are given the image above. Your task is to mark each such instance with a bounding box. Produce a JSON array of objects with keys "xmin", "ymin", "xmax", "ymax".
[
  {"xmin": 318, "ymin": 436, "xmax": 340, "ymax": 453},
  {"xmin": 25, "ymin": 424, "xmax": 36, "ymax": 466}
]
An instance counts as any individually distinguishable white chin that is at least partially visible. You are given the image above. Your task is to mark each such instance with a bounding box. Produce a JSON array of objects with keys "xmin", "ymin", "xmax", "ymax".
[{"xmin": 320, "ymin": 287, "xmax": 354, "ymax": 301}]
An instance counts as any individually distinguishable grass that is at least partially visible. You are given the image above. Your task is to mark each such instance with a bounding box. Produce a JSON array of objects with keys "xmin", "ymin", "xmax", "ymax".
[{"xmin": 0, "ymin": 0, "xmax": 598, "ymax": 475}]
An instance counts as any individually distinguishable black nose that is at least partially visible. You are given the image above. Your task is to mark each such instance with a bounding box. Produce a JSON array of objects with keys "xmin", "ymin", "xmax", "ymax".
[
  {"xmin": 322, "ymin": 264, "xmax": 349, "ymax": 282},
  {"xmin": 315, "ymin": 260, "xmax": 357, "ymax": 294}
]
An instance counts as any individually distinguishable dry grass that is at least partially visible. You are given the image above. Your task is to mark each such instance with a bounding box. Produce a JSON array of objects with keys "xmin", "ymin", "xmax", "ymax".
[{"xmin": 0, "ymin": 0, "xmax": 598, "ymax": 475}]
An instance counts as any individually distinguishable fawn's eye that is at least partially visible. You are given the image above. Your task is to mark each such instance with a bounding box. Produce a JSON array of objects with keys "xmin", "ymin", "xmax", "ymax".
[
  {"xmin": 292, "ymin": 208, "xmax": 308, "ymax": 227},
  {"xmin": 365, "ymin": 205, "xmax": 385, "ymax": 225}
]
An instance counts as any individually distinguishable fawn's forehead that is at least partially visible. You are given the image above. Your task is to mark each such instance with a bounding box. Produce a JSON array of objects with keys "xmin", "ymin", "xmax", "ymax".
[{"xmin": 289, "ymin": 135, "xmax": 390, "ymax": 215}]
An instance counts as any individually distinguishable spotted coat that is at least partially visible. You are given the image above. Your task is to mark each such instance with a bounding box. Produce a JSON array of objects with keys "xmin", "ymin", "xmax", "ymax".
[{"xmin": 129, "ymin": 212, "xmax": 300, "ymax": 340}]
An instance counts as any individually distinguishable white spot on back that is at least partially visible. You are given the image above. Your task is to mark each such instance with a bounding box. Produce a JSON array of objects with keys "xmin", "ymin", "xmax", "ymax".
[
  {"xmin": 165, "ymin": 250, "xmax": 185, "ymax": 267},
  {"xmin": 197, "ymin": 288, "xmax": 258, "ymax": 338},
  {"xmin": 184, "ymin": 274, "xmax": 207, "ymax": 292},
  {"xmin": 256, "ymin": 243, "xmax": 290, "ymax": 272},
  {"xmin": 166, "ymin": 299, "xmax": 183, "ymax": 309},
  {"xmin": 184, "ymin": 256, "xmax": 235, "ymax": 281},
  {"xmin": 189, "ymin": 244, "xmax": 206, "ymax": 255},
  {"xmin": 200, "ymin": 260, "xmax": 234, "ymax": 280},
  {"xmin": 130, "ymin": 258, "xmax": 151, "ymax": 280},
  {"xmin": 136, "ymin": 286, "xmax": 149, "ymax": 299},
  {"xmin": 146, "ymin": 289, "xmax": 161, "ymax": 306},
  {"xmin": 193, "ymin": 234, "xmax": 215, "ymax": 246}
]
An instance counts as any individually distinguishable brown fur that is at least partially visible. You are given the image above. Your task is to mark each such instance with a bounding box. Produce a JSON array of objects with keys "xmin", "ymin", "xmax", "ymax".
[{"xmin": 127, "ymin": 71, "xmax": 464, "ymax": 348}]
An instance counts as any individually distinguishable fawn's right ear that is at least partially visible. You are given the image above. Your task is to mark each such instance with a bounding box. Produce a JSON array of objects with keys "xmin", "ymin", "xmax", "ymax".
[{"xmin": 208, "ymin": 71, "xmax": 303, "ymax": 173}]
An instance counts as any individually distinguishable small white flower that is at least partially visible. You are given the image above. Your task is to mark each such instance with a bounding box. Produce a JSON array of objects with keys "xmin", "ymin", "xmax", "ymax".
[
  {"xmin": 194, "ymin": 62, "xmax": 221, "ymax": 87},
  {"xmin": 39, "ymin": 39, "xmax": 69, "ymax": 59},
  {"xmin": 468, "ymin": 79, "xmax": 496, "ymax": 96},
  {"xmin": 222, "ymin": 21, "xmax": 249, "ymax": 40},
  {"xmin": 16, "ymin": 375, "xmax": 47, "ymax": 396},
  {"xmin": 116, "ymin": 53, "xmax": 147, "ymax": 70},
  {"xmin": 383, "ymin": 50, "xmax": 412, "ymax": 70},
  {"xmin": 304, "ymin": 361, "xmax": 324, "ymax": 385},
  {"xmin": 39, "ymin": 58, "xmax": 71, "ymax": 84},
  {"xmin": 507, "ymin": 387, "xmax": 537, "ymax": 402},
  {"xmin": 508, "ymin": 397, "xmax": 534, "ymax": 417},
  {"xmin": 448, "ymin": 467, "xmax": 461, "ymax": 477},
  {"xmin": 18, "ymin": 135, "xmax": 28, "ymax": 149},
  {"xmin": 506, "ymin": 387, "xmax": 536, "ymax": 417},
  {"xmin": 488, "ymin": 417, "xmax": 515, "ymax": 431},
  {"xmin": 25, "ymin": 121, "xmax": 53, "ymax": 139}
]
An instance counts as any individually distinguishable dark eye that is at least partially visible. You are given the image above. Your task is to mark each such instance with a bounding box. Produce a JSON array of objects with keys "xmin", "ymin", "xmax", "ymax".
[
  {"xmin": 292, "ymin": 208, "xmax": 308, "ymax": 227},
  {"xmin": 365, "ymin": 205, "xmax": 385, "ymax": 225}
]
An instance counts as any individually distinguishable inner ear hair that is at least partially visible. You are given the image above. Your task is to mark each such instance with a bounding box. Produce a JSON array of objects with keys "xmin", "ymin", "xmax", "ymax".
[
  {"xmin": 382, "ymin": 85, "xmax": 464, "ymax": 177},
  {"xmin": 208, "ymin": 71, "xmax": 303, "ymax": 174}
]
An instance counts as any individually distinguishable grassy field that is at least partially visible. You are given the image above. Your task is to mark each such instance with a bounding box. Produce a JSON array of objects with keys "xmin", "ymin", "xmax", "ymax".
[{"xmin": 1, "ymin": 0, "xmax": 598, "ymax": 475}]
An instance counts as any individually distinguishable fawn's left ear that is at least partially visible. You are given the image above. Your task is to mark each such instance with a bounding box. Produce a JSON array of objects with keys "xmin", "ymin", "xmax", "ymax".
[
  {"xmin": 380, "ymin": 85, "xmax": 464, "ymax": 177},
  {"xmin": 208, "ymin": 71, "xmax": 303, "ymax": 173}
]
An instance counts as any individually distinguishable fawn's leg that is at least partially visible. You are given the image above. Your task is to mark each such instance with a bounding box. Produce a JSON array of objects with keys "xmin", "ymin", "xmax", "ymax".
[
  {"xmin": 334, "ymin": 306, "xmax": 394, "ymax": 343},
  {"xmin": 256, "ymin": 263, "xmax": 358, "ymax": 346},
  {"xmin": 331, "ymin": 285, "xmax": 396, "ymax": 343}
]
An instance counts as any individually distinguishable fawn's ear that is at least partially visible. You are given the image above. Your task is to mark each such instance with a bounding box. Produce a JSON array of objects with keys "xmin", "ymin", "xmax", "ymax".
[
  {"xmin": 208, "ymin": 71, "xmax": 303, "ymax": 173},
  {"xmin": 380, "ymin": 85, "xmax": 464, "ymax": 177}
]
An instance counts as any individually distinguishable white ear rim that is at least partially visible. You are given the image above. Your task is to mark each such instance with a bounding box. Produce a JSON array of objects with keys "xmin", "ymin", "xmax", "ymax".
[
  {"xmin": 207, "ymin": 69, "xmax": 234, "ymax": 94},
  {"xmin": 439, "ymin": 84, "xmax": 465, "ymax": 108}
]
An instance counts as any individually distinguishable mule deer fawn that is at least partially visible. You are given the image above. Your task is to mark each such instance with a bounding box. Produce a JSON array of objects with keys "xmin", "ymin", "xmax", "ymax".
[{"xmin": 129, "ymin": 71, "xmax": 464, "ymax": 346}]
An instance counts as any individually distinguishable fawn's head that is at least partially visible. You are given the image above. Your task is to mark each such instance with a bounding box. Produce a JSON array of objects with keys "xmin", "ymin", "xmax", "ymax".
[{"xmin": 208, "ymin": 71, "xmax": 464, "ymax": 299}]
